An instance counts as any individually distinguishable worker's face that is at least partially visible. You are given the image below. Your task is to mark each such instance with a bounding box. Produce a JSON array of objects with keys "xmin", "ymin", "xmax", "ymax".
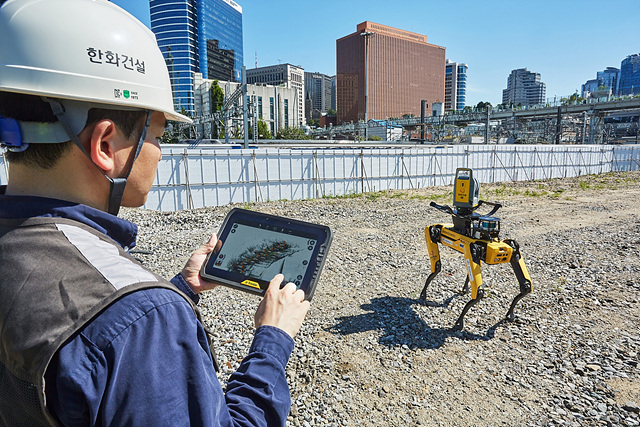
[{"xmin": 120, "ymin": 111, "xmax": 166, "ymax": 208}]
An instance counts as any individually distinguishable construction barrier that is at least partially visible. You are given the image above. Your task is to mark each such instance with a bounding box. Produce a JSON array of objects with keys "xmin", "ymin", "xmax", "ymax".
[{"xmin": 2, "ymin": 144, "xmax": 639, "ymax": 211}]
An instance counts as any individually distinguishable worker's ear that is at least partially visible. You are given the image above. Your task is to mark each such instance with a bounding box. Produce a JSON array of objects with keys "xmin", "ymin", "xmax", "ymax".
[{"xmin": 87, "ymin": 119, "xmax": 120, "ymax": 174}]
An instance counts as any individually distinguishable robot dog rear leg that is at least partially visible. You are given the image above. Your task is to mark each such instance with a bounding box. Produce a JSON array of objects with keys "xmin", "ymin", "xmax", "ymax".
[{"xmin": 453, "ymin": 288, "xmax": 485, "ymax": 331}]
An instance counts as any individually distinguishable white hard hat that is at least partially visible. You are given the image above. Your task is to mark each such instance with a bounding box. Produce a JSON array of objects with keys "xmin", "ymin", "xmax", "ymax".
[{"xmin": 0, "ymin": 0, "xmax": 191, "ymax": 139}]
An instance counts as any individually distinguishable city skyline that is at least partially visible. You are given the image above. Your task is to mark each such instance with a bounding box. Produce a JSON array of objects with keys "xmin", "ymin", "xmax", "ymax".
[{"xmin": 113, "ymin": 0, "xmax": 640, "ymax": 108}]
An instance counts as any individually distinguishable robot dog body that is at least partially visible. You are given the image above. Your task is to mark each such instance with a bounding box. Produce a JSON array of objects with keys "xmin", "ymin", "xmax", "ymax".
[{"xmin": 421, "ymin": 168, "xmax": 532, "ymax": 330}]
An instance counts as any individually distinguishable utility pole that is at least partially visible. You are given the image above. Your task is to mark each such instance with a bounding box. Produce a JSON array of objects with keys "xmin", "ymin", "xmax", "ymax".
[{"xmin": 360, "ymin": 30, "xmax": 374, "ymax": 141}]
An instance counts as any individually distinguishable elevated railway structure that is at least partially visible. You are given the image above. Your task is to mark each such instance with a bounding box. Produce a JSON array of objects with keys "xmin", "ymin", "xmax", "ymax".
[
  {"xmin": 311, "ymin": 97, "xmax": 640, "ymax": 144},
  {"xmin": 173, "ymin": 90, "xmax": 639, "ymax": 146}
]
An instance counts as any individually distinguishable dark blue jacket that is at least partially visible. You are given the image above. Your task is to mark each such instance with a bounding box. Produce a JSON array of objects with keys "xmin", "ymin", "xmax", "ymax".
[{"xmin": 0, "ymin": 188, "xmax": 294, "ymax": 426}]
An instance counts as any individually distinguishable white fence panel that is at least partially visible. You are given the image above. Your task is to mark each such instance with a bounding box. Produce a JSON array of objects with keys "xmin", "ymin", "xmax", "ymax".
[{"xmin": 2, "ymin": 144, "xmax": 639, "ymax": 211}]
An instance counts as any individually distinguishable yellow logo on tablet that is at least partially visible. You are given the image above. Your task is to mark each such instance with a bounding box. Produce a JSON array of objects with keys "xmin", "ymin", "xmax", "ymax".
[{"xmin": 241, "ymin": 280, "xmax": 261, "ymax": 289}]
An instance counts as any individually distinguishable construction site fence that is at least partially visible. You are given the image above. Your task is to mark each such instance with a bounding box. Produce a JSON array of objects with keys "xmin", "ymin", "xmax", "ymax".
[{"xmin": 2, "ymin": 144, "xmax": 639, "ymax": 211}]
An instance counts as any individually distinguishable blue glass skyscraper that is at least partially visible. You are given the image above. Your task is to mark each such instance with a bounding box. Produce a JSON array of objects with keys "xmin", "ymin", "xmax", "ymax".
[
  {"xmin": 445, "ymin": 60, "xmax": 468, "ymax": 111},
  {"xmin": 150, "ymin": 0, "xmax": 243, "ymax": 116},
  {"xmin": 618, "ymin": 54, "xmax": 640, "ymax": 96},
  {"xmin": 198, "ymin": 0, "xmax": 243, "ymax": 82}
]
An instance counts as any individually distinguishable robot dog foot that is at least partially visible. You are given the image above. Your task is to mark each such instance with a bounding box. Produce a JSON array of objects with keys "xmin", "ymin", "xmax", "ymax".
[{"xmin": 452, "ymin": 288, "xmax": 484, "ymax": 331}]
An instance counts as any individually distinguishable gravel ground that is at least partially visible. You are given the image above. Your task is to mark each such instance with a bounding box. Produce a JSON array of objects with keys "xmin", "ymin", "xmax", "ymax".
[{"xmin": 122, "ymin": 171, "xmax": 640, "ymax": 427}]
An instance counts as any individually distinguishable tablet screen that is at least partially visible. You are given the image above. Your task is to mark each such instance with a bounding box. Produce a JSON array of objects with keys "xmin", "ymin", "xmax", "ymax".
[
  {"xmin": 212, "ymin": 222, "xmax": 318, "ymax": 288},
  {"xmin": 201, "ymin": 208, "xmax": 332, "ymax": 300}
]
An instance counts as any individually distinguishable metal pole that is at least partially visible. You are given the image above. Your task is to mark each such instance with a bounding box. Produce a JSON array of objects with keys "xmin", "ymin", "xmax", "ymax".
[
  {"xmin": 224, "ymin": 82, "xmax": 230, "ymax": 144},
  {"xmin": 252, "ymin": 94, "xmax": 258, "ymax": 142},
  {"xmin": 485, "ymin": 107, "xmax": 490, "ymax": 144},
  {"xmin": 242, "ymin": 66, "xmax": 248, "ymax": 148},
  {"xmin": 421, "ymin": 100, "xmax": 427, "ymax": 143},
  {"xmin": 361, "ymin": 31, "xmax": 374, "ymax": 141},
  {"xmin": 555, "ymin": 106, "xmax": 562, "ymax": 144}
]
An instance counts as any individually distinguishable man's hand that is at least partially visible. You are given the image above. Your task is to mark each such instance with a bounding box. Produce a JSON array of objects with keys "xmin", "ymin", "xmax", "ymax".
[
  {"xmin": 180, "ymin": 234, "xmax": 220, "ymax": 294},
  {"xmin": 254, "ymin": 274, "xmax": 310, "ymax": 339}
]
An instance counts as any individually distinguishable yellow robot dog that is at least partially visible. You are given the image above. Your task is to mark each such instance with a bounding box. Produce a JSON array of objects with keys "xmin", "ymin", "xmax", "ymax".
[{"xmin": 421, "ymin": 168, "xmax": 532, "ymax": 330}]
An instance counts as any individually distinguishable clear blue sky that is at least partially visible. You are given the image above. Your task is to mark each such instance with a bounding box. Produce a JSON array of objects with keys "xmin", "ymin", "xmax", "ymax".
[{"xmin": 113, "ymin": 0, "xmax": 639, "ymax": 107}]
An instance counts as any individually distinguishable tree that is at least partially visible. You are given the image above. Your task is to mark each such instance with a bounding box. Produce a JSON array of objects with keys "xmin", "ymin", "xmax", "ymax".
[
  {"xmin": 276, "ymin": 126, "xmax": 311, "ymax": 140},
  {"xmin": 209, "ymin": 80, "xmax": 225, "ymax": 137},
  {"xmin": 210, "ymin": 80, "xmax": 224, "ymax": 112},
  {"xmin": 160, "ymin": 128, "xmax": 179, "ymax": 144},
  {"xmin": 476, "ymin": 101, "xmax": 492, "ymax": 110},
  {"xmin": 561, "ymin": 92, "xmax": 583, "ymax": 105},
  {"xmin": 249, "ymin": 120, "xmax": 272, "ymax": 139},
  {"xmin": 258, "ymin": 120, "xmax": 271, "ymax": 139},
  {"xmin": 327, "ymin": 108, "xmax": 337, "ymax": 116}
]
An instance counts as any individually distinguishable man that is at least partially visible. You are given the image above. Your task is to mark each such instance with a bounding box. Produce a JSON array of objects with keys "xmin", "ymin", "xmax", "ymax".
[{"xmin": 0, "ymin": 0, "xmax": 309, "ymax": 425}]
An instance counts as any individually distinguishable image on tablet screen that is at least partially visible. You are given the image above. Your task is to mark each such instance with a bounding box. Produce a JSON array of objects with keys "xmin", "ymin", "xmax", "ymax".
[{"xmin": 215, "ymin": 223, "xmax": 317, "ymax": 287}]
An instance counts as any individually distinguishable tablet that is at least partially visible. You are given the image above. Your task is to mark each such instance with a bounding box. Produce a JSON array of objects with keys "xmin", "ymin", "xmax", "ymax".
[{"xmin": 200, "ymin": 208, "xmax": 332, "ymax": 301}]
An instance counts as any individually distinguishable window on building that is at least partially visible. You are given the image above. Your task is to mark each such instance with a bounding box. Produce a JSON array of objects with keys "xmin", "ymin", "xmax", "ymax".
[
  {"xmin": 270, "ymin": 97, "xmax": 274, "ymax": 120},
  {"xmin": 284, "ymin": 99, "xmax": 289, "ymax": 128},
  {"xmin": 258, "ymin": 96, "xmax": 263, "ymax": 119}
]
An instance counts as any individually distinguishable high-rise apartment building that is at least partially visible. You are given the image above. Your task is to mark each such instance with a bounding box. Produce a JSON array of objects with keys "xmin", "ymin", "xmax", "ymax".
[
  {"xmin": 304, "ymin": 72, "xmax": 333, "ymax": 116},
  {"xmin": 336, "ymin": 21, "xmax": 446, "ymax": 124},
  {"xmin": 445, "ymin": 59, "xmax": 468, "ymax": 111},
  {"xmin": 618, "ymin": 53, "xmax": 640, "ymax": 96},
  {"xmin": 150, "ymin": 0, "xmax": 243, "ymax": 116},
  {"xmin": 246, "ymin": 64, "xmax": 305, "ymax": 127},
  {"xmin": 502, "ymin": 68, "xmax": 546, "ymax": 107}
]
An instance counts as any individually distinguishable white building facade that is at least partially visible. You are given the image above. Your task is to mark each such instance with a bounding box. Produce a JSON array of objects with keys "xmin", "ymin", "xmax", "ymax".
[
  {"xmin": 193, "ymin": 73, "xmax": 299, "ymax": 138},
  {"xmin": 246, "ymin": 64, "xmax": 305, "ymax": 127}
]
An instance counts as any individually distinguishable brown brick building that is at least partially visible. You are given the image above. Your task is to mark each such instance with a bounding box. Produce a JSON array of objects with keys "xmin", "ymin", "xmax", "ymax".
[{"xmin": 336, "ymin": 21, "xmax": 445, "ymax": 124}]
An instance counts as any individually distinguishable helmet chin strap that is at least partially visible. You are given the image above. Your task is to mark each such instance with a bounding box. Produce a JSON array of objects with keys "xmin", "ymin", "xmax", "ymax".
[{"xmin": 45, "ymin": 98, "xmax": 152, "ymax": 216}]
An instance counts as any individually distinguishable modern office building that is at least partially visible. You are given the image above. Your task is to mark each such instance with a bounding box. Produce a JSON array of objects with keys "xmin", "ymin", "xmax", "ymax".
[
  {"xmin": 597, "ymin": 67, "xmax": 619, "ymax": 94},
  {"xmin": 581, "ymin": 67, "xmax": 619, "ymax": 98},
  {"xmin": 246, "ymin": 64, "xmax": 305, "ymax": 127},
  {"xmin": 304, "ymin": 72, "xmax": 333, "ymax": 118},
  {"xmin": 502, "ymin": 68, "xmax": 546, "ymax": 107},
  {"xmin": 193, "ymin": 73, "xmax": 299, "ymax": 138},
  {"xmin": 445, "ymin": 59, "xmax": 468, "ymax": 111},
  {"xmin": 581, "ymin": 79, "xmax": 599, "ymax": 98},
  {"xmin": 150, "ymin": 0, "xmax": 243, "ymax": 116},
  {"xmin": 618, "ymin": 53, "xmax": 640, "ymax": 96},
  {"xmin": 206, "ymin": 39, "xmax": 235, "ymax": 82},
  {"xmin": 336, "ymin": 21, "xmax": 446, "ymax": 124}
]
